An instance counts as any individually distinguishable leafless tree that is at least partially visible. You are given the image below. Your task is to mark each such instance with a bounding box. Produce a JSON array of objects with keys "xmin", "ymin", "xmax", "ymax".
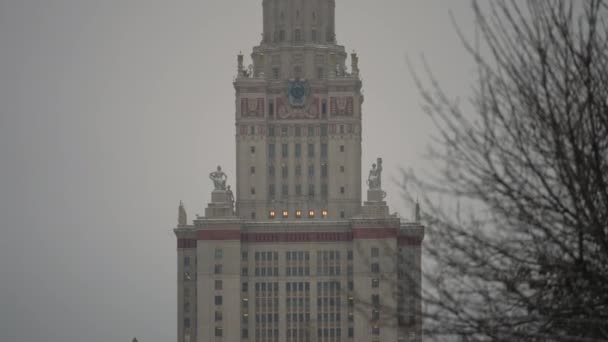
[{"xmin": 405, "ymin": 1, "xmax": 608, "ymax": 340}]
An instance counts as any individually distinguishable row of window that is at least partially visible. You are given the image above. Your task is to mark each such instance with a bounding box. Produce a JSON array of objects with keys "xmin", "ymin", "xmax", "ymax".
[
  {"xmin": 269, "ymin": 209, "xmax": 328, "ymax": 219},
  {"xmin": 266, "ymin": 164, "xmax": 333, "ymax": 178},
  {"xmin": 268, "ymin": 143, "xmax": 330, "ymax": 158},
  {"xmin": 265, "ymin": 28, "xmax": 334, "ymax": 44},
  {"xmin": 223, "ymin": 263, "xmax": 377, "ymax": 277}
]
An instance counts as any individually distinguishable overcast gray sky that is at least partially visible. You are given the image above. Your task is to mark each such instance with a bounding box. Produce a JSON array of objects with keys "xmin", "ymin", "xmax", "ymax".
[{"xmin": 0, "ymin": 1, "xmax": 478, "ymax": 341}]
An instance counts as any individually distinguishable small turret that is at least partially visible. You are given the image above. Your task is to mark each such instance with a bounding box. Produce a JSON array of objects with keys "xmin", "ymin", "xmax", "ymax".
[{"xmin": 351, "ymin": 51, "xmax": 359, "ymax": 76}]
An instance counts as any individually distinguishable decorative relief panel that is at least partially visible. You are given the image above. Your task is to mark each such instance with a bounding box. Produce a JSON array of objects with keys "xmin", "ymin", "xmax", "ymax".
[
  {"xmin": 240, "ymin": 98, "xmax": 265, "ymax": 117},
  {"xmin": 275, "ymin": 96, "xmax": 319, "ymax": 120},
  {"xmin": 330, "ymin": 96, "xmax": 354, "ymax": 116}
]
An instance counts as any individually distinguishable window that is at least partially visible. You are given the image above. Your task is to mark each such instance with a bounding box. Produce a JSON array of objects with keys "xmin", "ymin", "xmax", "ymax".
[
  {"xmin": 308, "ymin": 184, "xmax": 315, "ymax": 196},
  {"xmin": 311, "ymin": 29, "xmax": 317, "ymax": 42},
  {"xmin": 215, "ymin": 248, "xmax": 223, "ymax": 260},
  {"xmin": 340, "ymin": 165, "xmax": 345, "ymax": 173},
  {"xmin": 215, "ymin": 280, "xmax": 223, "ymax": 290},
  {"xmin": 340, "ymin": 186, "xmax": 345, "ymax": 194},
  {"xmin": 214, "ymin": 264, "xmax": 223, "ymax": 274},
  {"xmin": 282, "ymin": 165, "xmax": 288, "ymax": 178},
  {"xmin": 215, "ymin": 295, "xmax": 223, "ymax": 305},
  {"xmin": 281, "ymin": 126, "xmax": 288, "ymax": 136},
  {"xmin": 242, "ymin": 329, "xmax": 249, "ymax": 339},
  {"xmin": 340, "ymin": 125, "xmax": 345, "ymax": 134},
  {"xmin": 295, "ymin": 29, "xmax": 301, "ymax": 42},
  {"xmin": 317, "ymin": 67, "xmax": 324, "ymax": 80},
  {"xmin": 321, "ymin": 164, "xmax": 328, "ymax": 177},
  {"xmin": 268, "ymin": 184, "xmax": 275, "ymax": 197},
  {"xmin": 295, "ymin": 143, "xmax": 301, "ymax": 158},
  {"xmin": 372, "ymin": 294, "xmax": 380, "ymax": 307},
  {"xmin": 184, "ymin": 256, "xmax": 190, "ymax": 266},
  {"xmin": 340, "ymin": 145, "xmax": 344, "ymax": 152},
  {"xmin": 295, "ymin": 184, "xmax": 302, "ymax": 196},
  {"xmin": 282, "ymin": 184, "xmax": 288, "ymax": 196},
  {"xmin": 268, "ymin": 126, "xmax": 275, "ymax": 137},
  {"xmin": 242, "ymin": 267, "xmax": 248, "ymax": 276},
  {"xmin": 371, "ymin": 263, "xmax": 380, "ymax": 273},
  {"xmin": 321, "ymin": 183, "xmax": 328, "ymax": 197},
  {"xmin": 184, "ymin": 318, "xmax": 191, "ymax": 328},
  {"xmin": 268, "ymin": 143, "xmax": 275, "ymax": 158},
  {"xmin": 371, "ymin": 247, "xmax": 379, "ymax": 257},
  {"xmin": 273, "ymin": 67, "xmax": 279, "ymax": 79},
  {"xmin": 294, "ymin": 66, "xmax": 302, "ymax": 79},
  {"xmin": 308, "ymin": 144, "xmax": 315, "ymax": 157},
  {"xmin": 322, "ymin": 100, "xmax": 327, "ymax": 116},
  {"xmin": 250, "ymin": 146, "xmax": 255, "ymax": 153},
  {"xmin": 295, "ymin": 164, "xmax": 302, "ymax": 176},
  {"xmin": 348, "ymin": 281, "xmax": 354, "ymax": 291},
  {"xmin": 215, "ymin": 327, "xmax": 223, "ymax": 337},
  {"xmin": 372, "ymin": 278, "xmax": 380, "ymax": 288},
  {"xmin": 279, "ymin": 30, "xmax": 285, "ymax": 41},
  {"xmin": 250, "ymin": 166, "xmax": 255, "ymax": 174},
  {"xmin": 250, "ymin": 125, "xmax": 255, "ymax": 135},
  {"xmin": 215, "ymin": 310, "xmax": 223, "ymax": 321},
  {"xmin": 242, "ymin": 252, "xmax": 248, "ymax": 261},
  {"xmin": 308, "ymin": 126, "xmax": 314, "ymax": 136},
  {"xmin": 184, "ymin": 302, "xmax": 191, "ymax": 312},
  {"xmin": 308, "ymin": 165, "xmax": 314, "ymax": 178},
  {"xmin": 184, "ymin": 288, "xmax": 191, "ymax": 297},
  {"xmin": 295, "ymin": 126, "xmax": 301, "ymax": 136},
  {"xmin": 268, "ymin": 99, "xmax": 274, "ymax": 116},
  {"xmin": 320, "ymin": 124, "xmax": 327, "ymax": 136},
  {"xmin": 340, "ymin": 210, "xmax": 345, "ymax": 218},
  {"xmin": 348, "ymin": 327, "xmax": 354, "ymax": 337},
  {"xmin": 347, "ymin": 250, "xmax": 353, "ymax": 260},
  {"xmin": 269, "ymin": 165, "xmax": 275, "ymax": 177},
  {"xmin": 250, "ymin": 187, "xmax": 256, "ymax": 195},
  {"xmin": 321, "ymin": 143, "xmax": 328, "ymax": 158}
]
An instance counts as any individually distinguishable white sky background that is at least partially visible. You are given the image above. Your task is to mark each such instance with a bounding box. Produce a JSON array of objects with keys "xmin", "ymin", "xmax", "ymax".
[{"xmin": 0, "ymin": 1, "xmax": 478, "ymax": 341}]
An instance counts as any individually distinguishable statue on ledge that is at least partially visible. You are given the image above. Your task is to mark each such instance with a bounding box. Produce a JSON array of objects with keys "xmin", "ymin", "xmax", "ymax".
[
  {"xmin": 178, "ymin": 200, "xmax": 187, "ymax": 226},
  {"xmin": 209, "ymin": 165, "xmax": 228, "ymax": 190},
  {"xmin": 367, "ymin": 157, "xmax": 383, "ymax": 190},
  {"xmin": 226, "ymin": 185, "xmax": 235, "ymax": 213}
]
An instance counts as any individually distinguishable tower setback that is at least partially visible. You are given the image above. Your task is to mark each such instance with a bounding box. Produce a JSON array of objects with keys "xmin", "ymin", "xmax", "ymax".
[{"xmin": 174, "ymin": 1, "xmax": 424, "ymax": 341}]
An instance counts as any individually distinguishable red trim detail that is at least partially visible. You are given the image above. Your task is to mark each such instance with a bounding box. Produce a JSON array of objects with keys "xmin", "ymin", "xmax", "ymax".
[
  {"xmin": 194, "ymin": 228, "xmax": 401, "ymax": 242},
  {"xmin": 241, "ymin": 231, "xmax": 353, "ymax": 243},
  {"xmin": 198, "ymin": 230, "xmax": 241, "ymax": 240},
  {"xmin": 177, "ymin": 239, "xmax": 197, "ymax": 249},
  {"xmin": 352, "ymin": 228, "xmax": 397, "ymax": 239}
]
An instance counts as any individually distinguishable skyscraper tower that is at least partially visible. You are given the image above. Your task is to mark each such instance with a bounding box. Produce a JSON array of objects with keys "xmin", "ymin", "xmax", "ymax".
[{"xmin": 174, "ymin": 1, "xmax": 424, "ymax": 341}]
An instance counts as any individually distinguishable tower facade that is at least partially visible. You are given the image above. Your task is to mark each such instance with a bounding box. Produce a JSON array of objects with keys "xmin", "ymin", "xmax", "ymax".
[{"xmin": 175, "ymin": 1, "xmax": 424, "ymax": 341}]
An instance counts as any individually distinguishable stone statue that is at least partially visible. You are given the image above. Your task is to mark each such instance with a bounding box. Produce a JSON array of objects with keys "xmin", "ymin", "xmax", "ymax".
[
  {"xmin": 367, "ymin": 157, "xmax": 383, "ymax": 190},
  {"xmin": 178, "ymin": 201, "xmax": 187, "ymax": 226},
  {"xmin": 226, "ymin": 185, "xmax": 235, "ymax": 213},
  {"xmin": 209, "ymin": 165, "xmax": 228, "ymax": 190}
]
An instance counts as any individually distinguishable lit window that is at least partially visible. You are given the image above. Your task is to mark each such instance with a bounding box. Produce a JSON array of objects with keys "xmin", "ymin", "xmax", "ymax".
[
  {"xmin": 282, "ymin": 210, "xmax": 289, "ymax": 218},
  {"xmin": 308, "ymin": 209, "xmax": 315, "ymax": 218},
  {"xmin": 269, "ymin": 210, "xmax": 276, "ymax": 219},
  {"xmin": 296, "ymin": 210, "xmax": 302, "ymax": 218},
  {"xmin": 322, "ymin": 209, "xmax": 328, "ymax": 218}
]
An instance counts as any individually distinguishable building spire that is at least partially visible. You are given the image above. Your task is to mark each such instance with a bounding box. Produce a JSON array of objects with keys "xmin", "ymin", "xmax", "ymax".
[{"xmin": 261, "ymin": 0, "xmax": 336, "ymax": 45}]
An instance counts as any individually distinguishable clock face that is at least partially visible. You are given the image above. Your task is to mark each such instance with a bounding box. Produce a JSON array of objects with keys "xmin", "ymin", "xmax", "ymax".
[{"xmin": 287, "ymin": 80, "xmax": 309, "ymax": 107}]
